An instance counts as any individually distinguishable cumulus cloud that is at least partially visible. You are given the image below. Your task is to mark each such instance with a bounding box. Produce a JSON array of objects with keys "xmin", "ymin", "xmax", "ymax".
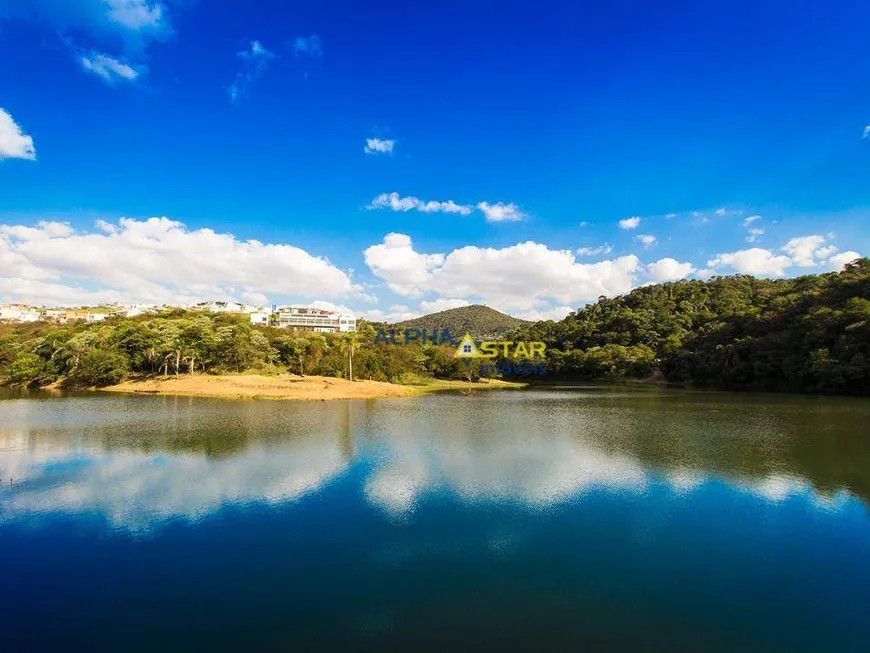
[
  {"xmin": 619, "ymin": 216, "xmax": 641, "ymax": 230},
  {"xmin": 360, "ymin": 306, "xmax": 420, "ymax": 323},
  {"xmin": 635, "ymin": 234, "xmax": 657, "ymax": 249},
  {"xmin": 0, "ymin": 217, "xmax": 361, "ymax": 306},
  {"xmin": 827, "ymin": 251, "xmax": 862, "ymax": 271},
  {"xmin": 646, "ymin": 258, "xmax": 696, "ymax": 282},
  {"xmin": 366, "ymin": 193, "xmax": 526, "ymax": 222},
  {"xmin": 362, "ymin": 233, "xmax": 447, "ymax": 297},
  {"xmin": 80, "ymin": 52, "xmax": 142, "ymax": 83},
  {"xmin": 0, "ymin": 107, "xmax": 36, "ymax": 161},
  {"xmin": 576, "ymin": 243, "xmax": 613, "ymax": 257},
  {"xmin": 419, "ymin": 298, "xmax": 470, "ymax": 314},
  {"xmin": 293, "ymin": 35, "xmax": 323, "ymax": 58},
  {"xmin": 709, "ymin": 234, "xmax": 859, "ymax": 277},
  {"xmin": 364, "ymin": 138, "xmax": 395, "ymax": 155},
  {"xmin": 781, "ymin": 235, "xmax": 830, "ymax": 267},
  {"xmin": 477, "ymin": 202, "xmax": 526, "ymax": 222},
  {"xmin": 364, "ymin": 234, "xmax": 641, "ymax": 311},
  {"xmin": 229, "ymin": 40, "xmax": 275, "ymax": 102},
  {"xmin": 708, "ymin": 247, "xmax": 793, "ymax": 277},
  {"xmin": 514, "ymin": 305, "xmax": 574, "ymax": 321},
  {"xmin": 863, "ymin": 125, "xmax": 870, "ymax": 139},
  {"xmin": 743, "ymin": 215, "xmax": 761, "ymax": 226}
]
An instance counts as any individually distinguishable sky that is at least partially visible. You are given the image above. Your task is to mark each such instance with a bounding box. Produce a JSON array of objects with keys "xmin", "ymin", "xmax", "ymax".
[{"xmin": 1, "ymin": 0, "xmax": 869, "ymax": 321}]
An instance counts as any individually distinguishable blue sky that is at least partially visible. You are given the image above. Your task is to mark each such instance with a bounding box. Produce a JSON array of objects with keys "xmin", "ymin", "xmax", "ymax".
[{"xmin": 1, "ymin": 0, "xmax": 869, "ymax": 320}]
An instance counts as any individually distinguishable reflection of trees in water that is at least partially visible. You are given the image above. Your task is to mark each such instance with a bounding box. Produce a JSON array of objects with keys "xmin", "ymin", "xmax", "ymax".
[
  {"xmin": 1, "ymin": 390, "xmax": 868, "ymax": 531},
  {"xmin": 359, "ymin": 391, "xmax": 870, "ymax": 509}
]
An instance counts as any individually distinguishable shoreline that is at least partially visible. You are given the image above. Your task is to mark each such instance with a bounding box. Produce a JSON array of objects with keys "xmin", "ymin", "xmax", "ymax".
[{"xmin": 95, "ymin": 373, "xmax": 527, "ymax": 402}]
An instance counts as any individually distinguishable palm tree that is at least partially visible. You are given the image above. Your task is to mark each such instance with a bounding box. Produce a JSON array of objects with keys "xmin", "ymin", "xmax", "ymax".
[{"xmin": 339, "ymin": 332, "xmax": 361, "ymax": 382}]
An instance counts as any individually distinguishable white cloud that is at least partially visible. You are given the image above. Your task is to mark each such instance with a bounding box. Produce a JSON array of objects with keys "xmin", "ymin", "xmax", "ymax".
[
  {"xmin": 742, "ymin": 215, "xmax": 761, "ymax": 226},
  {"xmin": 0, "ymin": 107, "xmax": 36, "ymax": 161},
  {"xmin": 619, "ymin": 216, "xmax": 641, "ymax": 230},
  {"xmin": 477, "ymin": 201, "xmax": 526, "ymax": 222},
  {"xmin": 576, "ymin": 243, "xmax": 613, "ymax": 257},
  {"xmin": 80, "ymin": 52, "xmax": 142, "ymax": 83},
  {"xmin": 419, "ymin": 298, "xmax": 470, "ymax": 314},
  {"xmin": 715, "ymin": 207, "xmax": 727, "ymax": 216},
  {"xmin": 0, "ymin": 0, "xmax": 168, "ymax": 38},
  {"xmin": 360, "ymin": 307, "xmax": 420, "ymax": 323},
  {"xmin": 366, "ymin": 193, "xmax": 526, "ymax": 221},
  {"xmin": 746, "ymin": 228, "xmax": 763, "ymax": 243},
  {"xmin": 0, "ymin": 217, "xmax": 362, "ymax": 306},
  {"xmin": 646, "ymin": 258, "xmax": 696, "ymax": 282},
  {"xmin": 364, "ymin": 138, "xmax": 395, "ymax": 155},
  {"xmin": 827, "ymin": 251, "xmax": 862, "ymax": 271},
  {"xmin": 695, "ymin": 268, "xmax": 715, "ymax": 280},
  {"xmin": 708, "ymin": 248, "xmax": 793, "ymax": 276},
  {"xmin": 710, "ymin": 234, "xmax": 861, "ymax": 277},
  {"xmin": 781, "ymin": 235, "xmax": 829, "ymax": 267},
  {"xmin": 363, "ymin": 233, "xmax": 446, "ymax": 297},
  {"xmin": 105, "ymin": 0, "xmax": 164, "ymax": 30},
  {"xmin": 229, "ymin": 40, "xmax": 275, "ymax": 102},
  {"xmin": 366, "ymin": 193, "xmax": 472, "ymax": 216},
  {"xmin": 293, "ymin": 35, "xmax": 323, "ymax": 58},
  {"xmin": 863, "ymin": 125, "xmax": 870, "ymax": 139},
  {"xmin": 514, "ymin": 305, "xmax": 574, "ymax": 321},
  {"xmin": 635, "ymin": 234, "xmax": 657, "ymax": 249},
  {"xmin": 364, "ymin": 234, "xmax": 642, "ymax": 312}
]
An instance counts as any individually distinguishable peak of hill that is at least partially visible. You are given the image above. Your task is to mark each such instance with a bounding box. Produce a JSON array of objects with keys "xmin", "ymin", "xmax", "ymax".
[{"xmin": 394, "ymin": 304, "xmax": 531, "ymax": 339}]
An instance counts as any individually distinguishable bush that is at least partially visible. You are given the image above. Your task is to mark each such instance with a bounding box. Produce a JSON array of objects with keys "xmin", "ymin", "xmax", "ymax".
[
  {"xmin": 70, "ymin": 350, "xmax": 130, "ymax": 387},
  {"xmin": 7, "ymin": 353, "xmax": 45, "ymax": 386}
]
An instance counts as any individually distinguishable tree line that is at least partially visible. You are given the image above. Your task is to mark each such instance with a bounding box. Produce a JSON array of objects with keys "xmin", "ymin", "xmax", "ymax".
[
  {"xmin": 3, "ymin": 258, "xmax": 869, "ymax": 394},
  {"xmin": 0, "ymin": 309, "xmax": 493, "ymax": 388},
  {"xmin": 509, "ymin": 258, "xmax": 870, "ymax": 394}
]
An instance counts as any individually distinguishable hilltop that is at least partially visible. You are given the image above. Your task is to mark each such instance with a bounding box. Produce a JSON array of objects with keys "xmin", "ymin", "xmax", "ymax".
[{"xmin": 394, "ymin": 304, "xmax": 531, "ymax": 339}]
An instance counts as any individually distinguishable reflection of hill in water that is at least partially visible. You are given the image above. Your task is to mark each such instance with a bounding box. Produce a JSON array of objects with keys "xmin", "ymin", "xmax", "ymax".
[{"xmin": 1, "ymin": 388, "xmax": 868, "ymax": 531}]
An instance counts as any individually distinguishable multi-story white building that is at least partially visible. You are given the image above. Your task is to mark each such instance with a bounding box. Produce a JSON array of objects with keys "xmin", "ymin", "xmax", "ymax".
[{"xmin": 273, "ymin": 307, "xmax": 356, "ymax": 333}]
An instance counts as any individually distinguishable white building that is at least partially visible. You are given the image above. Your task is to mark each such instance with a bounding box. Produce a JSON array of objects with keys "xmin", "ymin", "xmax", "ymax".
[
  {"xmin": 274, "ymin": 307, "xmax": 356, "ymax": 333},
  {"xmin": 249, "ymin": 312, "xmax": 270, "ymax": 326},
  {"xmin": 0, "ymin": 304, "xmax": 41, "ymax": 323}
]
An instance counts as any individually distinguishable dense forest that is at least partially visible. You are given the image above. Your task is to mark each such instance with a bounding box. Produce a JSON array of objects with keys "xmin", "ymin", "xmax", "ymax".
[
  {"xmin": 511, "ymin": 258, "xmax": 870, "ymax": 394},
  {"xmin": 2, "ymin": 259, "xmax": 869, "ymax": 394}
]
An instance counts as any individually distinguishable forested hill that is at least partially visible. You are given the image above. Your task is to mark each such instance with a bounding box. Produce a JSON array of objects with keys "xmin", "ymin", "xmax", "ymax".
[
  {"xmin": 511, "ymin": 258, "xmax": 870, "ymax": 394},
  {"xmin": 395, "ymin": 305, "xmax": 530, "ymax": 339}
]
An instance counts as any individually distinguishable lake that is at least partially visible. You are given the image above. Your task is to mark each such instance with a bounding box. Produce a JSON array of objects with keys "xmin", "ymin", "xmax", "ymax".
[{"xmin": 2, "ymin": 386, "xmax": 869, "ymax": 652}]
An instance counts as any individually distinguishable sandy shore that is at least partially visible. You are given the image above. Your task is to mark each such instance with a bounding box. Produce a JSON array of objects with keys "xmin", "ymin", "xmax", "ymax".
[{"xmin": 100, "ymin": 374, "xmax": 524, "ymax": 401}]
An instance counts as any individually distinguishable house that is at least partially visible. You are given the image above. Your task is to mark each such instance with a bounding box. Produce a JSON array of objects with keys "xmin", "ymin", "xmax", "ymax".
[
  {"xmin": 274, "ymin": 306, "xmax": 356, "ymax": 333},
  {"xmin": 0, "ymin": 304, "xmax": 41, "ymax": 323},
  {"xmin": 249, "ymin": 312, "xmax": 270, "ymax": 326}
]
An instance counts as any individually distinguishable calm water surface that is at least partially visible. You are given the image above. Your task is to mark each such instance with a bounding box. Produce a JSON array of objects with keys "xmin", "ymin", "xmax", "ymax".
[{"xmin": 2, "ymin": 387, "xmax": 869, "ymax": 652}]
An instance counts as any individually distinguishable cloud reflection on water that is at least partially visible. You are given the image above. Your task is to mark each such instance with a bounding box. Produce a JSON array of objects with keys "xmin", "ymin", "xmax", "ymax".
[{"xmin": 0, "ymin": 391, "xmax": 864, "ymax": 532}]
